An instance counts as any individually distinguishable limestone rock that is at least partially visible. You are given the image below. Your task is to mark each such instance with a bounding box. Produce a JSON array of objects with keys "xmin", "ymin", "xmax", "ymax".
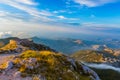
[{"xmin": 5, "ymin": 61, "xmax": 13, "ymax": 71}]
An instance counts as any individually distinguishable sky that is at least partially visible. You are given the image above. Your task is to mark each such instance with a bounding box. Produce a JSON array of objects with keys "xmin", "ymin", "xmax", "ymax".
[{"xmin": 0, "ymin": 0, "xmax": 120, "ymax": 39}]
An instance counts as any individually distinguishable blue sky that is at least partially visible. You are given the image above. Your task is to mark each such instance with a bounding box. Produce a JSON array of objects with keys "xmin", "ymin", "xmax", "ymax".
[{"xmin": 0, "ymin": 0, "xmax": 120, "ymax": 39}]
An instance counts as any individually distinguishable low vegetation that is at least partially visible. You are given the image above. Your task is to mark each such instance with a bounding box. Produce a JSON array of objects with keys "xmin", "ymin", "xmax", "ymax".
[
  {"xmin": 71, "ymin": 50, "xmax": 103, "ymax": 62},
  {"xmin": 10, "ymin": 50, "xmax": 92, "ymax": 80},
  {"xmin": 1, "ymin": 40, "xmax": 18, "ymax": 50}
]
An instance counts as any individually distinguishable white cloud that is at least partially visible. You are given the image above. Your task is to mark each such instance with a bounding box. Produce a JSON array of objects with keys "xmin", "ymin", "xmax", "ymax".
[
  {"xmin": 57, "ymin": 15, "xmax": 66, "ymax": 19},
  {"xmin": 0, "ymin": 31, "xmax": 12, "ymax": 38},
  {"xmin": 0, "ymin": 11, "xmax": 8, "ymax": 16},
  {"xmin": 13, "ymin": 32, "xmax": 31, "ymax": 38},
  {"xmin": 0, "ymin": 0, "xmax": 53, "ymax": 21},
  {"xmin": 0, "ymin": 0, "xmax": 79, "ymax": 23},
  {"xmin": 73, "ymin": 0, "xmax": 118, "ymax": 7},
  {"xmin": 81, "ymin": 22, "xmax": 119, "ymax": 28},
  {"xmin": 53, "ymin": 10, "xmax": 75, "ymax": 14},
  {"xmin": 15, "ymin": 0, "xmax": 37, "ymax": 5},
  {"xmin": 0, "ymin": 17, "xmax": 88, "ymax": 35},
  {"xmin": 53, "ymin": 10, "xmax": 66, "ymax": 13},
  {"xmin": 0, "ymin": 16, "xmax": 119, "ymax": 38},
  {"xmin": 84, "ymin": 63, "xmax": 120, "ymax": 73},
  {"xmin": 0, "ymin": 31, "xmax": 30, "ymax": 38},
  {"xmin": 57, "ymin": 15, "xmax": 79, "ymax": 21},
  {"xmin": 0, "ymin": 11, "xmax": 24, "ymax": 19}
]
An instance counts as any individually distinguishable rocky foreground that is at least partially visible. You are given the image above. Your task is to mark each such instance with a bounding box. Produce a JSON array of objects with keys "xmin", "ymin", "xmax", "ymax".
[{"xmin": 0, "ymin": 39, "xmax": 100, "ymax": 80}]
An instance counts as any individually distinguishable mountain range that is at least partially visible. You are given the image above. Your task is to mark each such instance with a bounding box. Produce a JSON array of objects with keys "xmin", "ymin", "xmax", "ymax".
[
  {"xmin": 0, "ymin": 37, "xmax": 120, "ymax": 80},
  {"xmin": 31, "ymin": 37, "xmax": 120, "ymax": 54},
  {"xmin": 1, "ymin": 37, "xmax": 120, "ymax": 54}
]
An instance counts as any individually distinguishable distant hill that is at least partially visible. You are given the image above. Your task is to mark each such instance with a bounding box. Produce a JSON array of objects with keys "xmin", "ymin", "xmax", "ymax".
[
  {"xmin": 71, "ymin": 50, "xmax": 104, "ymax": 62},
  {"xmin": 31, "ymin": 37, "xmax": 90, "ymax": 54},
  {"xmin": 71, "ymin": 50, "xmax": 120, "ymax": 66},
  {"xmin": 71, "ymin": 50, "xmax": 120, "ymax": 80},
  {"xmin": 31, "ymin": 37, "xmax": 120, "ymax": 54}
]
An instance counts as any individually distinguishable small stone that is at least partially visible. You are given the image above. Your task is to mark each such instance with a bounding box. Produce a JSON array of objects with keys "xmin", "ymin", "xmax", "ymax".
[
  {"xmin": 28, "ymin": 58, "xmax": 37, "ymax": 63},
  {"xmin": 14, "ymin": 71, "xmax": 21, "ymax": 78},
  {"xmin": 5, "ymin": 61, "xmax": 13, "ymax": 71}
]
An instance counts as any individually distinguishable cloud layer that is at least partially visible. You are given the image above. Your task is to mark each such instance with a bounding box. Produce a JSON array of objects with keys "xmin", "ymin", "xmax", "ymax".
[
  {"xmin": 84, "ymin": 63, "xmax": 120, "ymax": 73},
  {"xmin": 0, "ymin": 31, "xmax": 12, "ymax": 38},
  {"xmin": 0, "ymin": 31, "xmax": 30, "ymax": 38}
]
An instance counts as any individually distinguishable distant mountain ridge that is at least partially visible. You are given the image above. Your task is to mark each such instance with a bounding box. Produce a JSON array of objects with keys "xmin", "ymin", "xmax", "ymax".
[
  {"xmin": 0, "ymin": 38, "xmax": 56, "ymax": 54},
  {"xmin": 1, "ymin": 37, "xmax": 120, "ymax": 54},
  {"xmin": 31, "ymin": 37, "xmax": 120, "ymax": 54},
  {"xmin": 31, "ymin": 37, "xmax": 88, "ymax": 54}
]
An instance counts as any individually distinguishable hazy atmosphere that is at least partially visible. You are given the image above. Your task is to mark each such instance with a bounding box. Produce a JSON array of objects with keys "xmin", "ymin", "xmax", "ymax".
[{"xmin": 0, "ymin": 0, "xmax": 120, "ymax": 39}]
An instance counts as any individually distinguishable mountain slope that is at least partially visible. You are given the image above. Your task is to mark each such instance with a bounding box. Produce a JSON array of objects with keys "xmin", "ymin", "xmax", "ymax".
[
  {"xmin": 71, "ymin": 50, "xmax": 120, "ymax": 64},
  {"xmin": 0, "ymin": 38, "xmax": 100, "ymax": 80},
  {"xmin": 71, "ymin": 50, "xmax": 120, "ymax": 80},
  {"xmin": 71, "ymin": 50, "xmax": 104, "ymax": 63}
]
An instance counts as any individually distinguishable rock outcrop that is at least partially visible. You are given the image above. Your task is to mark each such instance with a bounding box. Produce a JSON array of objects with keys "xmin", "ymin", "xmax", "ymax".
[
  {"xmin": 0, "ymin": 50, "xmax": 100, "ymax": 80},
  {"xmin": 5, "ymin": 61, "xmax": 13, "ymax": 71},
  {"xmin": 0, "ymin": 38, "xmax": 56, "ymax": 54}
]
